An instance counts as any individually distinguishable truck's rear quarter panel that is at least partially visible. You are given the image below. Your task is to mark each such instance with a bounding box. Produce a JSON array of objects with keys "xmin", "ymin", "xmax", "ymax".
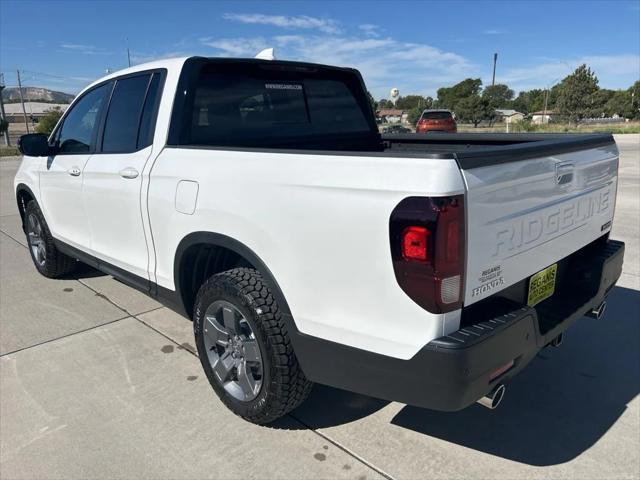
[{"xmin": 148, "ymin": 148, "xmax": 465, "ymax": 359}]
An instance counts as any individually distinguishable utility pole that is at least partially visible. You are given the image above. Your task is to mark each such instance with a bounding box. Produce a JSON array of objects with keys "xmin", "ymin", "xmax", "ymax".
[
  {"xmin": 491, "ymin": 53, "xmax": 498, "ymax": 86},
  {"xmin": 126, "ymin": 37, "xmax": 131, "ymax": 67},
  {"xmin": 542, "ymin": 89, "xmax": 550, "ymax": 124},
  {"xmin": 16, "ymin": 70, "xmax": 30, "ymax": 134},
  {"xmin": 0, "ymin": 73, "xmax": 10, "ymax": 146}
]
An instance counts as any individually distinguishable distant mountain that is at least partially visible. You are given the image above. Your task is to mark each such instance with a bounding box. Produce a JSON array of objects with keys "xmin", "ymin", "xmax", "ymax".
[{"xmin": 2, "ymin": 87, "xmax": 74, "ymax": 104}]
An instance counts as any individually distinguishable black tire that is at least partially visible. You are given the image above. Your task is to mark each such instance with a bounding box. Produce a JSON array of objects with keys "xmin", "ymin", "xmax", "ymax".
[
  {"xmin": 194, "ymin": 267, "xmax": 313, "ymax": 424},
  {"xmin": 24, "ymin": 200, "xmax": 76, "ymax": 278}
]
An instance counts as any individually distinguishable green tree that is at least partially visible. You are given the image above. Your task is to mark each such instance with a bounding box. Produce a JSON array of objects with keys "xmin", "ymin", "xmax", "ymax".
[
  {"xmin": 367, "ymin": 91, "xmax": 377, "ymax": 114},
  {"xmin": 455, "ymin": 95, "xmax": 491, "ymax": 127},
  {"xmin": 396, "ymin": 95, "xmax": 432, "ymax": 111},
  {"xmin": 407, "ymin": 107, "xmax": 423, "ymax": 125},
  {"xmin": 436, "ymin": 78, "xmax": 482, "ymax": 110},
  {"xmin": 629, "ymin": 80, "xmax": 640, "ymax": 119},
  {"xmin": 482, "ymin": 84, "xmax": 514, "ymax": 107},
  {"xmin": 482, "ymin": 84, "xmax": 514, "ymax": 125},
  {"xmin": 555, "ymin": 64, "xmax": 599, "ymax": 124},
  {"xmin": 377, "ymin": 98, "xmax": 393, "ymax": 109},
  {"xmin": 604, "ymin": 91, "xmax": 634, "ymax": 118},
  {"xmin": 35, "ymin": 108, "xmax": 63, "ymax": 136},
  {"xmin": 586, "ymin": 89, "xmax": 615, "ymax": 118},
  {"xmin": 512, "ymin": 89, "xmax": 546, "ymax": 114}
]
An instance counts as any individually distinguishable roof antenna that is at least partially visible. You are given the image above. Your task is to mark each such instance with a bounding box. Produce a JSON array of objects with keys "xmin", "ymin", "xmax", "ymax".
[{"xmin": 255, "ymin": 48, "xmax": 275, "ymax": 60}]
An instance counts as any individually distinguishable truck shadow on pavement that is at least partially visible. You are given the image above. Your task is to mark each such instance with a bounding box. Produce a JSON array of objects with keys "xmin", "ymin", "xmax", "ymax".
[
  {"xmin": 289, "ymin": 285, "xmax": 639, "ymax": 467},
  {"xmin": 64, "ymin": 262, "xmax": 109, "ymax": 280}
]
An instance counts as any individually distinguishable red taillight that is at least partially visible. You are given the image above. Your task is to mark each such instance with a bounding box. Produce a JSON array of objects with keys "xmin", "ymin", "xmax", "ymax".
[
  {"xmin": 402, "ymin": 226, "xmax": 430, "ymax": 261},
  {"xmin": 390, "ymin": 195, "xmax": 465, "ymax": 313},
  {"xmin": 445, "ymin": 220, "xmax": 460, "ymax": 263}
]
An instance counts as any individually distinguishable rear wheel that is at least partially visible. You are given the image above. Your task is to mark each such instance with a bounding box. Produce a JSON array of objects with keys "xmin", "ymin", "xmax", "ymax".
[
  {"xmin": 194, "ymin": 267, "xmax": 312, "ymax": 424},
  {"xmin": 24, "ymin": 201, "xmax": 76, "ymax": 278}
]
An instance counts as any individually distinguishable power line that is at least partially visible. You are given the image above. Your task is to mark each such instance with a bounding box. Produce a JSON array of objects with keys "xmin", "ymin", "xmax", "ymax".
[
  {"xmin": 21, "ymin": 69, "xmax": 92, "ymax": 81},
  {"xmin": 1, "ymin": 69, "xmax": 91, "ymax": 82}
]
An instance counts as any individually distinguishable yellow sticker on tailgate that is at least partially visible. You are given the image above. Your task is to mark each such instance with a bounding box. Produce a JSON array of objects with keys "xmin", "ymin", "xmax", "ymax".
[{"xmin": 527, "ymin": 264, "xmax": 558, "ymax": 307}]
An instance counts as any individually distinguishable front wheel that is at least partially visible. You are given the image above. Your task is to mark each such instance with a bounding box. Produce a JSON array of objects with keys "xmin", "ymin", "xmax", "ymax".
[
  {"xmin": 24, "ymin": 200, "xmax": 76, "ymax": 278},
  {"xmin": 194, "ymin": 268, "xmax": 312, "ymax": 424}
]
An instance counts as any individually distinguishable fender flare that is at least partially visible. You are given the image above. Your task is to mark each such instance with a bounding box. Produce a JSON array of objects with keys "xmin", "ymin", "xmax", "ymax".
[
  {"xmin": 15, "ymin": 183, "xmax": 38, "ymax": 225},
  {"xmin": 173, "ymin": 231, "xmax": 292, "ymax": 317}
]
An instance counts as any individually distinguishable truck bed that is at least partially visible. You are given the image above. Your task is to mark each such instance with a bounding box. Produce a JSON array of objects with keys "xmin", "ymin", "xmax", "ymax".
[
  {"xmin": 196, "ymin": 132, "xmax": 615, "ymax": 169},
  {"xmin": 381, "ymin": 132, "xmax": 615, "ymax": 168}
]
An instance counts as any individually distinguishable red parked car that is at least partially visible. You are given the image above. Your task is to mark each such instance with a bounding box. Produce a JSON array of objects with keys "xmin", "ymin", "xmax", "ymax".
[{"xmin": 416, "ymin": 109, "xmax": 457, "ymax": 133}]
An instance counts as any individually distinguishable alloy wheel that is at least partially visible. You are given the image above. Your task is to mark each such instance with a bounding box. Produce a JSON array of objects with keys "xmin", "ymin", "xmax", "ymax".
[
  {"xmin": 26, "ymin": 213, "xmax": 46, "ymax": 267},
  {"xmin": 203, "ymin": 300, "xmax": 264, "ymax": 401}
]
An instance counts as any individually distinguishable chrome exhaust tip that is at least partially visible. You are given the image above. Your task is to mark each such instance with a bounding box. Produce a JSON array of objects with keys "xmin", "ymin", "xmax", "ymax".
[
  {"xmin": 550, "ymin": 332, "xmax": 563, "ymax": 348},
  {"xmin": 586, "ymin": 301, "xmax": 607, "ymax": 320},
  {"xmin": 477, "ymin": 384, "xmax": 506, "ymax": 410}
]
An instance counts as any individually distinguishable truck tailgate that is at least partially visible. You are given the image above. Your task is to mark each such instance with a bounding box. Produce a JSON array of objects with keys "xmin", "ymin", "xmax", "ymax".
[{"xmin": 461, "ymin": 142, "xmax": 618, "ymax": 306}]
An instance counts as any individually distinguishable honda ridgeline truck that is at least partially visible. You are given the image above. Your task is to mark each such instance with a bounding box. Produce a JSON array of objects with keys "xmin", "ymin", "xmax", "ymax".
[{"xmin": 15, "ymin": 57, "xmax": 624, "ymax": 423}]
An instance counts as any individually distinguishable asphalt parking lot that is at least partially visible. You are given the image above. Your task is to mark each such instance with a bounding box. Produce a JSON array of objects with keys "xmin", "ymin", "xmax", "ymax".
[{"xmin": 1, "ymin": 135, "xmax": 638, "ymax": 480}]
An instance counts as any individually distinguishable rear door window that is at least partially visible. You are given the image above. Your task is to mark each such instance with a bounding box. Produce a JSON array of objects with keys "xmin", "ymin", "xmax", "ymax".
[
  {"xmin": 137, "ymin": 73, "xmax": 163, "ymax": 149},
  {"xmin": 101, "ymin": 74, "xmax": 151, "ymax": 153}
]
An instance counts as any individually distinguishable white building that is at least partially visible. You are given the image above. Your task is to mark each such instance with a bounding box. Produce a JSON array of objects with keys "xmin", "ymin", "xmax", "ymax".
[
  {"xmin": 531, "ymin": 110, "xmax": 557, "ymax": 125},
  {"xmin": 4, "ymin": 102, "xmax": 68, "ymax": 123},
  {"xmin": 494, "ymin": 109, "xmax": 525, "ymax": 124}
]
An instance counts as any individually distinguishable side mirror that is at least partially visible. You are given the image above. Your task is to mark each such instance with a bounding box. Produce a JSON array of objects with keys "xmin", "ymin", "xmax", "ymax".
[{"xmin": 18, "ymin": 133, "xmax": 51, "ymax": 157}]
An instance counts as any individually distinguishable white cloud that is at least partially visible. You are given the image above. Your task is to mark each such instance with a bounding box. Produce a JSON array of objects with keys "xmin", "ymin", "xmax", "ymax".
[
  {"xmin": 60, "ymin": 43, "xmax": 94, "ymax": 50},
  {"xmin": 222, "ymin": 13, "xmax": 340, "ymax": 34},
  {"xmin": 499, "ymin": 54, "xmax": 640, "ymax": 93},
  {"xmin": 483, "ymin": 29, "xmax": 505, "ymax": 35},
  {"xmin": 201, "ymin": 33, "xmax": 475, "ymax": 98},
  {"xmin": 129, "ymin": 50, "xmax": 191, "ymax": 65},
  {"xmin": 60, "ymin": 43, "xmax": 112, "ymax": 55},
  {"xmin": 200, "ymin": 37, "xmax": 270, "ymax": 57},
  {"xmin": 358, "ymin": 24, "xmax": 382, "ymax": 37}
]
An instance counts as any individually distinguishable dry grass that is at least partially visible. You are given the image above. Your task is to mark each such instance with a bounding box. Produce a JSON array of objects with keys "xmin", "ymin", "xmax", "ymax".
[
  {"xmin": 0, "ymin": 146, "xmax": 20, "ymax": 157},
  {"xmin": 457, "ymin": 121, "xmax": 640, "ymax": 134}
]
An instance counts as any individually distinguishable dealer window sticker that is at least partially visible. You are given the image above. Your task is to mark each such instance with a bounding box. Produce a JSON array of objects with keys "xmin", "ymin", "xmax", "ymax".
[{"xmin": 265, "ymin": 83, "xmax": 303, "ymax": 90}]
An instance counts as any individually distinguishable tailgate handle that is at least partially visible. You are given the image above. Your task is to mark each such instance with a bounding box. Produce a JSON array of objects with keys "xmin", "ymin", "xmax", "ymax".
[{"xmin": 556, "ymin": 162, "xmax": 574, "ymax": 185}]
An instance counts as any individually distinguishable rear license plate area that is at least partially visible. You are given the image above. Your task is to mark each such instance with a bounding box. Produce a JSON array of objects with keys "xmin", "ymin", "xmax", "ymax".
[{"xmin": 527, "ymin": 264, "xmax": 558, "ymax": 307}]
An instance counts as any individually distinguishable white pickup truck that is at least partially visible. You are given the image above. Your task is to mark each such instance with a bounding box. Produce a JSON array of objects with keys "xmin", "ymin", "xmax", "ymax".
[{"xmin": 15, "ymin": 56, "xmax": 624, "ymax": 423}]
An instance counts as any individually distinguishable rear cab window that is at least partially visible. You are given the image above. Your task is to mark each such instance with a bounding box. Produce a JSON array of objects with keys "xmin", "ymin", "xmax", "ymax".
[{"xmin": 169, "ymin": 59, "xmax": 379, "ymax": 150}]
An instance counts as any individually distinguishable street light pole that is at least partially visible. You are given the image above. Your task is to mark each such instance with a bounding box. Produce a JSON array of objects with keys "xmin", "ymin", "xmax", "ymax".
[{"xmin": 491, "ymin": 53, "xmax": 498, "ymax": 86}]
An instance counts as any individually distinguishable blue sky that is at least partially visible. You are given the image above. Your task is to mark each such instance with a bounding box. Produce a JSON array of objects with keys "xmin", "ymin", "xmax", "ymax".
[{"xmin": 1, "ymin": 0, "xmax": 639, "ymax": 99}]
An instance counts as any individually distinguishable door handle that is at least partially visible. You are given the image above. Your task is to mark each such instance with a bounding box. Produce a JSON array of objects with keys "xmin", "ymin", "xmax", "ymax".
[
  {"xmin": 119, "ymin": 167, "xmax": 139, "ymax": 179},
  {"xmin": 68, "ymin": 166, "xmax": 81, "ymax": 177}
]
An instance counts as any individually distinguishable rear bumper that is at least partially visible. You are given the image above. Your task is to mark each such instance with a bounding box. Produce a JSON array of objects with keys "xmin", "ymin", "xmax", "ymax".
[
  {"xmin": 290, "ymin": 238, "xmax": 624, "ymax": 411},
  {"xmin": 416, "ymin": 126, "xmax": 457, "ymax": 133}
]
